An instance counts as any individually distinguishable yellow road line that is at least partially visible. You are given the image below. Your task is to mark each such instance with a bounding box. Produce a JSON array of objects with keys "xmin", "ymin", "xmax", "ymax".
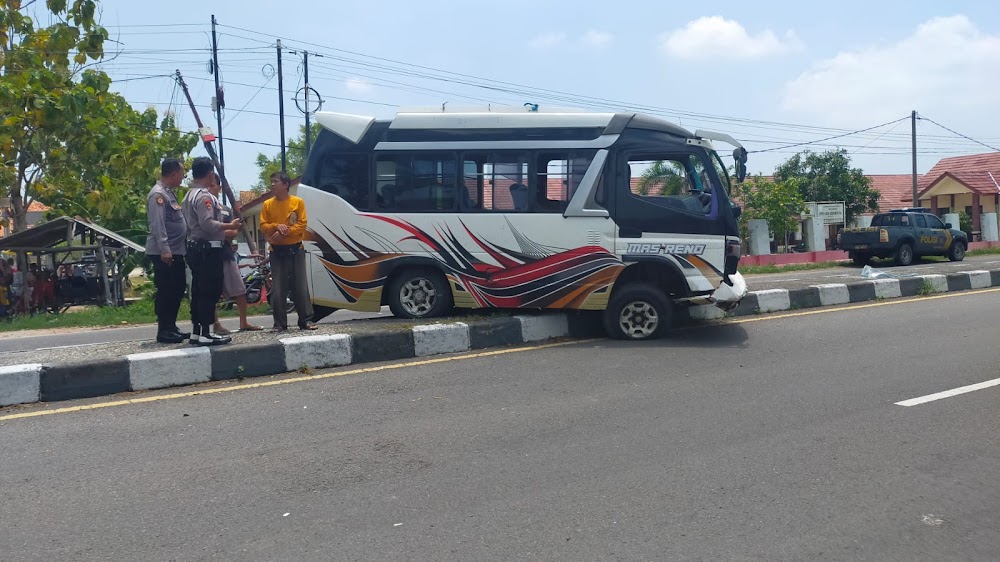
[{"xmin": 0, "ymin": 339, "xmax": 599, "ymax": 422}]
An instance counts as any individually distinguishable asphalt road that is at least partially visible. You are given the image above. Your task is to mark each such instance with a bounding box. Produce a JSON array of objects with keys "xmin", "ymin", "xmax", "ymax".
[
  {"xmin": 2, "ymin": 288, "xmax": 999, "ymax": 560},
  {"xmin": 747, "ymin": 253, "xmax": 1000, "ymax": 292}
]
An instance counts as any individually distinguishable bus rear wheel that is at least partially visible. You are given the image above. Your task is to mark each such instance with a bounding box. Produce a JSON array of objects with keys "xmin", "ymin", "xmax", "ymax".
[
  {"xmin": 603, "ymin": 283, "xmax": 673, "ymax": 340},
  {"xmin": 387, "ymin": 267, "xmax": 453, "ymax": 319}
]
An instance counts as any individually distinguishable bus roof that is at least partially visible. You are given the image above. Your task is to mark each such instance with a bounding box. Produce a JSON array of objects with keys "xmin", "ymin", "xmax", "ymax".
[{"xmin": 313, "ymin": 106, "xmax": 696, "ymax": 145}]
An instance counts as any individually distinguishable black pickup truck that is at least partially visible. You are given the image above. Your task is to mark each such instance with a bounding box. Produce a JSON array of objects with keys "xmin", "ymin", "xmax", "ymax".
[{"xmin": 838, "ymin": 208, "xmax": 967, "ymax": 266}]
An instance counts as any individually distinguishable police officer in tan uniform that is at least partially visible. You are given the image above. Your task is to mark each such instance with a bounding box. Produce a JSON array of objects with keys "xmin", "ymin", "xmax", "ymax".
[
  {"xmin": 182, "ymin": 157, "xmax": 242, "ymax": 345},
  {"xmin": 145, "ymin": 158, "xmax": 190, "ymax": 344}
]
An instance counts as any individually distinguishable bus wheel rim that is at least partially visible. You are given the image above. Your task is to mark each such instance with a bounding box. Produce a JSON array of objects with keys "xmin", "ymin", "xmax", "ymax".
[
  {"xmin": 618, "ymin": 301, "xmax": 658, "ymax": 338},
  {"xmin": 400, "ymin": 278, "xmax": 436, "ymax": 316}
]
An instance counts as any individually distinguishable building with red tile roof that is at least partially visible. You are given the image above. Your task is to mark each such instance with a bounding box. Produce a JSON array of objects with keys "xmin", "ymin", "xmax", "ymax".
[
  {"xmin": 0, "ymin": 200, "xmax": 52, "ymax": 237},
  {"xmin": 868, "ymin": 175, "xmax": 916, "ymax": 213},
  {"xmin": 909, "ymin": 152, "xmax": 1000, "ymax": 236}
]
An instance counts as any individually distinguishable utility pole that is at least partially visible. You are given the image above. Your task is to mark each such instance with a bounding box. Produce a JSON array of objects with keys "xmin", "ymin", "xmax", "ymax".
[
  {"xmin": 276, "ymin": 39, "xmax": 287, "ymax": 172},
  {"xmin": 175, "ymin": 70, "xmax": 258, "ymax": 255},
  {"xmin": 210, "ymin": 15, "xmax": 226, "ymax": 205},
  {"xmin": 290, "ymin": 49, "xmax": 323, "ymax": 162},
  {"xmin": 911, "ymin": 110, "xmax": 918, "ymax": 208},
  {"xmin": 304, "ymin": 50, "xmax": 311, "ymax": 159}
]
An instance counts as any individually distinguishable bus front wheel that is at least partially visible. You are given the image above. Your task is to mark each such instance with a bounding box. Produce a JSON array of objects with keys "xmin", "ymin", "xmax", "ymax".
[
  {"xmin": 602, "ymin": 283, "xmax": 673, "ymax": 340},
  {"xmin": 387, "ymin": 267, "xmax": 453, "ymax": 319}
]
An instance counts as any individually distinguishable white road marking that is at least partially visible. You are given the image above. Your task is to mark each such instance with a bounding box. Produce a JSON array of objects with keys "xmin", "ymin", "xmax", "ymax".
[{"xmin": 896, "ymin": 377, "xmax": 1000, "ymax": 407}]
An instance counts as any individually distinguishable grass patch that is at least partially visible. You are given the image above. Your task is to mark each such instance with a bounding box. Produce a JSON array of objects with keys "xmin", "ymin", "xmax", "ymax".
[
  {"xmin": 918, "ymin": 280, "xmax": 936, "ymax": 296},
  {"xmin": 967, "ymin": 246, "xmax": 1000, "ymax": 257},
  {"xmin": 0, "ymin": 298, "xmax": 272, "ymax": 333},
  {"xmin": 739, "ymin": 261, "xmax": 848, "ymax": 275}
]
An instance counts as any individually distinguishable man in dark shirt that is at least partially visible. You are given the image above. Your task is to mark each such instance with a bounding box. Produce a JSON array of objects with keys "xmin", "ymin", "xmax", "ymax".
[
  {"xmin": 145, "ymin": 158, "xmax": 189, "ymax": 344},
  {"xmin": 182, "ymin": 157, "xmax": 242, "ymax": 345}
]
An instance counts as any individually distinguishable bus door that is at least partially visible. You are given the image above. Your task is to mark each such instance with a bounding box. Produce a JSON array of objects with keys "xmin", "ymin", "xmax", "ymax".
[{"xmin": 610, "ymin": 150, "xmax": 731, "ymax": 294}]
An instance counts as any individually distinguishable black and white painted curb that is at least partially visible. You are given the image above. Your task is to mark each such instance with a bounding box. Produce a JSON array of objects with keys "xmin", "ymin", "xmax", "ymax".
[
  {"xmin": 0, "ymin": 314, "xmax": 593, "ymax": 408},
  {"xmin": 688, "ymin": 269, "xmax": 1000, "ymax": 320},
  {"xmin": 2, "ymin": 268, "xmax": 998, "ymax": 409}
]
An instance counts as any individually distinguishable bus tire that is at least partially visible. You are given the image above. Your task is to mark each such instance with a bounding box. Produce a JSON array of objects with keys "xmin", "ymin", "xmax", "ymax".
[
  {"xmin": 387, "ymin": 267, "xmax": 453, "ymax": 319},
  {"xmin": 603, "ymin": 283, "xmax": 673, "ymax": 341}
]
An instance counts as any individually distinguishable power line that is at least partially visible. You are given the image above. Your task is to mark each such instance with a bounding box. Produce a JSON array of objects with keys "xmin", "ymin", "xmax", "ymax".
[
  {"xmin": 218, "ymin": 23, "xmax": 922, "ymax": 136},
  {"xmin": 101, "ymin": 23, "xmax": 205, "ymax": 28},
  {"xmin": 223, "ymin": 73, "xmax": 275, "ymax": 128},
  {"xmin": 918, "ymin": 115, "xmax": 1000, "ymax": 153},
  {"xmin": 748, "ymin": 116, "xmax": 911, "ymax": 154}
]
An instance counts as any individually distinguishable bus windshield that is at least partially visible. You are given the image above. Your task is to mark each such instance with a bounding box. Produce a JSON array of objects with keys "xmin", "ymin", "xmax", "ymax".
[{"xmin": 711, "ymin": 151, "xmax": 732, "ymax": 195}]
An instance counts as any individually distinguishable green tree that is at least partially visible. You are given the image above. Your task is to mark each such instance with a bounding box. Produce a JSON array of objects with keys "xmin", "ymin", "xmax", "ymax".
[
  {"xmin": 773, "ymin": 149, "xmax": 879, "ymax": 224},
  {"xmin": 635, "ymin": 160, "xmax": 686, "ymax": 196},
  {"xmin": 1, "ymin": 0, "xmax": 108, "ymax": 232},
  {"xmin": 733, "ymin": 175, "xmax": 806, "ymax": 253},
  {"xmin": 251, "ymin": 123, "xmax": 321, "ymax": 193},
  {"xmin": 1, "ymin": 1, "xmax": 198, "ymax": 236}
]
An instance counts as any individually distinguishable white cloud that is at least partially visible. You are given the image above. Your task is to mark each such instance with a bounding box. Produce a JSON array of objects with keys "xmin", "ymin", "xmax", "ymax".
[
  {"xmin": 581, "ymin": 30, "xmax": 613, "ymax": 48},
  {"xmin": 660, "ymin": 16, "xmax": 802, "ymax": 60},
  {"xmin": 782, "ymin": 15, "xmax": 1000, "ymax": 126},
  {"xmin": 529, "ymin": 32, "xmax": 568, "ymax": 49},
  {"xmin": 344, "ymin": 78, "xmax": 373, "ymax": 94}
]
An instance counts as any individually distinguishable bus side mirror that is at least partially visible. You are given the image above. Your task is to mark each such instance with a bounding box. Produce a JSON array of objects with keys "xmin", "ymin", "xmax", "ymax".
[{"xmin": 733, "ymin": 147, "xmax": 748, "ymax": 183}]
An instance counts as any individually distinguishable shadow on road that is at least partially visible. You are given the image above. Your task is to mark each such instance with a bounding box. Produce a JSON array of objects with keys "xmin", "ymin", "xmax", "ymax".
[{"xmin": 566, "ymin": 311, "xmax": 749, "ymax": 350}]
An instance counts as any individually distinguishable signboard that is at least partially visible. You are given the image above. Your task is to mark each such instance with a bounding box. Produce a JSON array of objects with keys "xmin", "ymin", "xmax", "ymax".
[{"xmin": 802, "ymin": 201, "xmax": 846, "ymax": 225}]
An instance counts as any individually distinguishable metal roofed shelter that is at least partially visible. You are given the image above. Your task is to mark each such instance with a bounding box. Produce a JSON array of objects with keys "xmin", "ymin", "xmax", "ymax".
[{"xmin": 0, "ymin": 216, "xmax": 144, "ymax": 311}]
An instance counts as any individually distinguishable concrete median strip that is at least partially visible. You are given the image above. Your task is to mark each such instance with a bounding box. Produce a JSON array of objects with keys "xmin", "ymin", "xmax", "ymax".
[
  {"xmin": 129, "ymin": 348, "xmax": 213, "ymax": 391},
  {"xmin": 2, "ymin": 267, "xmax": 999, "ymax": 409},
  {"xmin": 281, "ymin": 334, "xmax": 353, "ymax": 371},
  {"xmin": 0, "ymin": 364, "xmax": 43, "ymax": 407},
  {"xmin": 413, "ymin": 323, "xmax": 471, "ymax": 357}
]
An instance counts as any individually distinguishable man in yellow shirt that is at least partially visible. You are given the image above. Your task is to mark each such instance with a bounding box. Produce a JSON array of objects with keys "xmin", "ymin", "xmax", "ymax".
[{"xmin": 260, "ymin": 171, "xmax": 317, "ymax": 330}]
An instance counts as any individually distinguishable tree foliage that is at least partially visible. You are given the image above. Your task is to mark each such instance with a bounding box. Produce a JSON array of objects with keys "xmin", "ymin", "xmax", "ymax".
[
  {"xmin": 251, "ymin": 123, "xmax": 320, "ymax": 193},
  {"xmin": 1, "ymin": 0, "xmax": 197, "ymax": 236},
  {"xmin": 635, "ymin": 160, "xmax": 685, "ymax": 197},
  {"xmin": 733, "ymin": 175, "xmax": 806, "ymax": 251},
  {"xmin": 773, "ymin": 149, "xmax": 879, "ymax": 223}
]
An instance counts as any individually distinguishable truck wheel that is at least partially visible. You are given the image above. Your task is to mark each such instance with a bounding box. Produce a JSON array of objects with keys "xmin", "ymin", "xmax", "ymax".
[
  {"xmin": 948, "ymin": 241, "xmax": 966, "ymax": 262},
  {"xmin": 602, "ymin": 283, "xmax": 673, "ymax": 341},
  {"xmin": 387, "ymin": 267, "xmax": 453, "ymax": 319},
  {"xmin": 850, "ymin": 252, "xmax": 870, "ymax": 266},
  {"xmin": 895, "ymin": 243, "xmax": 914, "ymax": 266}
]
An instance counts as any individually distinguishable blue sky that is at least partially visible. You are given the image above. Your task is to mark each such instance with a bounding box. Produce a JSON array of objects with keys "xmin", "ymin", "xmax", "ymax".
[{"xmin": 74, "ymin": 0, "xmax": 1000, "ymax": 193}]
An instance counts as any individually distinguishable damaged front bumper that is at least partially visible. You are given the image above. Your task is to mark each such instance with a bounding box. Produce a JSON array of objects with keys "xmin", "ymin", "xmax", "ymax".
[{"xmin": 711, "ymin": 272, "xmax": 748, "ymax": 311}]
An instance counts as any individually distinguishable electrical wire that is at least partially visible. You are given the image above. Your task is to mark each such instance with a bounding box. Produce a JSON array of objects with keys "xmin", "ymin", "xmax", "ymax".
[
  {"xmin": 918, "ymin": 115, "xmax": 1000, "ymax": 153},
  {"xmin": 748, "ymin": 117, "xmax": 911, "ymax": 154}
]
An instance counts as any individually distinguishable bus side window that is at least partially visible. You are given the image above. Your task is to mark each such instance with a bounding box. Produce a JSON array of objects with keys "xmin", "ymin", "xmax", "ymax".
[
  {"xmin": 375, "ymin": 153, "xmax": 457, "ymax": 212},
  {"xmin": 317, "ymin": 153, "xmax": 370, "ymax": 211},
  {"xmin": 461, "ymin": 160, "xmax": 482, "ymax": 210},
  {"xmin": 535, "ymin": 151, "xmax": 596, "ymax": 213},
  {"xmin": 466, "ymin": 152, "xmax": 529, "ymax": 212}
]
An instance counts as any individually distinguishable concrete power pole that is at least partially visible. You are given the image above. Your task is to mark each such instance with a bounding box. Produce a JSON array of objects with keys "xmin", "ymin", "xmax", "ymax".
[
  {"xmin": 911, "ymin": 110, "xmax": 918, "ymax": 208},
  {"xmin": 210, "ymin": 15, "xmax": 227, "ymax": 205},
  {"xmin": 277, "ymin": 40, "xmax": 287, "ymax": 172}
]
